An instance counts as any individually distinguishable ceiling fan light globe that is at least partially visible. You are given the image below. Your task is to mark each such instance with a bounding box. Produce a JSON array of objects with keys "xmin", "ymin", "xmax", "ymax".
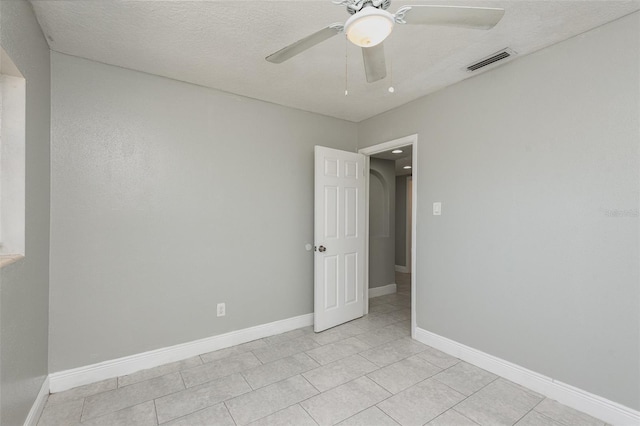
[{"xmin": 345, "ymin": 7, "xmax": 394, "ymax": 48}]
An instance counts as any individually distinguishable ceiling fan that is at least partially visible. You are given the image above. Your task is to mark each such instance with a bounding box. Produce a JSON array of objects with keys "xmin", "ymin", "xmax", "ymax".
[{"xmin": 266, "ymin": 0, "xmax": 505, "ymax": 83}]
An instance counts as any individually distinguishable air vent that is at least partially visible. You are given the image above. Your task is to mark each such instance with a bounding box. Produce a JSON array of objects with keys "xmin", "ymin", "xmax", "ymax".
[{"xmin": 466, "ymin": 48, "xmax": 516, "ymax": 72}]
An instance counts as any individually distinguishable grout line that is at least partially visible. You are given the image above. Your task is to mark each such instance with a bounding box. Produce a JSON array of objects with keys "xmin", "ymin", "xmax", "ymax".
[
  {"xmin": 429, "ymin": 407, "xmax": 482, "ymax": 426},
  {"xmin": 239, "ymin": 371, "xmax": 257, "ymax": 391},
  {"xmin": 512, "ymin": 397, "xmax": 546, "ymax": 425},
  {"xmin": 222, "ymin": 401, "xmax": 239, "ymax": 426},
  {"xmin": 80, "ymin": 386, "xmax": 175, "ymax": 422},
  {"xmin": 300, "ymin": 373, "xmax": 322, "ymax": 394},
  {"xmin": 79, "ymin": 397, "xmax": 86, "ymax": 423},
  {"xmin": 153, "ymin": 399, "xmax": 160, "ymax": 425},
  {"xmin": 298, "ymin": 402, "xmax": 320, "ymax": 425},
  {"xmin": 443, "ymin": 375, "xmax": 503, "ymax": 420},
  {"xmin": 376, "ymin": 399, "xmax": 403, "ymax": 424},
  {"xmin": 451, "ymin": 408, "xmax": 482, "ymax": 425},
  {"xmin": 178, "ymin": 371, "xmax": 187, "ymax": 390},
  {"xmin": 366, "ymin": 373, "xmax": 396, "ymax": 395}
]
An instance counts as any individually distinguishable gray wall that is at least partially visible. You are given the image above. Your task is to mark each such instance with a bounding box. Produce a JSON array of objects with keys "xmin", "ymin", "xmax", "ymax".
[
  {"xmin": 369, "ymin": 158, "xmax": 395, "ymax": 289},
  {"xmin": 0, "ymin": 1, "xmax": 51, "ymax": 424},
  {"xmin": 358, "ymin": 12, "xmax": 640, "ymax": 410},
  {"xmin": 395, "ymin": 176, "xmax": 407, "ymax": 267},
  {"xmin": 49, "ymin": 53, "xmax": 357, "ymax": 372}
]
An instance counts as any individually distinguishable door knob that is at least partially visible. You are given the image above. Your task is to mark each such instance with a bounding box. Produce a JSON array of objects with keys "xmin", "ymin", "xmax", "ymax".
[{"xmin": 318, "ymin": 245, "xmax": 327, "ymax": 253}]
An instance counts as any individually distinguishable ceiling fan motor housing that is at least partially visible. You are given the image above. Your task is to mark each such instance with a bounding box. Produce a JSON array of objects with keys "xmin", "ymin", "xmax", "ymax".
[
  {"xmin": 344, "ymin": 6, "xmax": 395, "ymax": 47},
  {"xmin": 345, "ymin": 0, "xmax": 392, "ymax": 14}
]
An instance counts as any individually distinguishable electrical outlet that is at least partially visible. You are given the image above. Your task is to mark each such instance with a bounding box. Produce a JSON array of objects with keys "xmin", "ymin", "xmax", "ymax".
[{"xmin": 217, "ymin": 303, "xmax": 226, "ymax": 317}]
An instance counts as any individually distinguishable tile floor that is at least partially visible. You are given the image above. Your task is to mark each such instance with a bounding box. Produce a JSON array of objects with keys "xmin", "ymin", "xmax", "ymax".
[{"xmin": 38, "ymin": 273, "xmax": 606, "ymax": 426}]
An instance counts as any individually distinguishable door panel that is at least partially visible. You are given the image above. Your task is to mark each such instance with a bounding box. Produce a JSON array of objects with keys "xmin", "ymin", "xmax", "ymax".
[
  {"xmin": 324, "ymin": 186, "xmax": 338, "ymax": 239},
  {"xmin": 314, "ymin": 146, "xmax": 366, "ymax": 332},
  {"xmin": 344, "ymin": 252, "xmax": 358, "ymax": 304},
  {"xmin": 344, "ymin": 187, "xmax": 358, "ymax": 238},
  {"xmin": 324, "ymin": 255, "xmax": 338, "ymax": 310}
]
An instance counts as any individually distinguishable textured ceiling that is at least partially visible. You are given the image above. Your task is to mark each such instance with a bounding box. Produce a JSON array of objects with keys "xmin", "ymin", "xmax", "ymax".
[{"xmin": 31, "ymin": 0, "xmax": 640, "ymax": 122}]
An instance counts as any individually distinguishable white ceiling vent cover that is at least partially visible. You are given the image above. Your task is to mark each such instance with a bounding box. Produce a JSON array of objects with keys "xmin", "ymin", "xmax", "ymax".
[{"xmin": 466, "ymin": 48, "xmax": 517, "ymax": 72}]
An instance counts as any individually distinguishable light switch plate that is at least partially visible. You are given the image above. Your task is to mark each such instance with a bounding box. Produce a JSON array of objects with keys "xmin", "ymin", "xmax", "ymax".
[{"xmin": 433, "ymin": 202, "xmax": 442, "ymax": 216}]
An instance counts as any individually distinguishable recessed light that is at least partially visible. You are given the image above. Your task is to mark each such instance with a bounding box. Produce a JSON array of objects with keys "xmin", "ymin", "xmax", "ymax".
[
  {"xmin": 392, "ymin": 149, "xmax": 403, "ymax": 154},
  {"xmin": 403, "ymin": 166, "xmax": 412, "ymax": 169}
]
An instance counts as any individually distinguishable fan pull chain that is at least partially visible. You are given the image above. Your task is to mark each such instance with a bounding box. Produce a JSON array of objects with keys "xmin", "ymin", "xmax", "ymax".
[
  {"xmin": 388, "ymin": 53, "xmax": 395, "ymax": 93},
  {"xmin": 344, "ymin": 39, "xmax": 349, "ymax": 96}
]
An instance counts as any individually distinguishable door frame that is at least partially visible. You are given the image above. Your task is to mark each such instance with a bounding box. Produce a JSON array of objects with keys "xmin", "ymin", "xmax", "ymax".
[
  {"xmin": 405, "ymin": 176, "xmax": 412, "ymax": 274},
  {"xmin": 359, "ymin": 133, "xmax": 418, "ymax": 338}
]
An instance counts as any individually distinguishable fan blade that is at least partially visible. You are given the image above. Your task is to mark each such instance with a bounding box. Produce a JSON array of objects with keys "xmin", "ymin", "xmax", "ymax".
[
  {"xmin": 396, "ymin": 5, "xmax": 504, "ymax": 30},
  {"xmin": 266, "ymin": 24, "xmax": 343, "ymax": 64},
  {"xmin": 362, "ymin": 43, "xmax": 387, "ymax": 83}
]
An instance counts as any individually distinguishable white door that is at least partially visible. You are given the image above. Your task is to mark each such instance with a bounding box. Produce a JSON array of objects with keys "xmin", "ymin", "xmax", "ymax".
[{"xmin": 314, "ymin": 146, "xmax": 366, "ymax": 332}]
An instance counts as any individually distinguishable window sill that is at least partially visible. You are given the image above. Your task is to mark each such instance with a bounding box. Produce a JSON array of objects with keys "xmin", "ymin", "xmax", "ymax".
[{"xmin": 0, "ymin": 254, "xmax": 24, "ymax": 268}]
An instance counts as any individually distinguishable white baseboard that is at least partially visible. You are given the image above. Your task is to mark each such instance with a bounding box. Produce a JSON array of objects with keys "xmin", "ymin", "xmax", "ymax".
[
  {"xmin": 24, "ymin": 375, "xmax": 49, "ymax": 426},
  {"xmin": 369, "ymin": 283, "xmax": 397, "ymax": 298},
  {"xmin": 395, "ymin": 265, "xmax": 410, "ymax": 273},
  {"xmin": 414, "ymin": 327, "xmax": 640, "ymax": 426},
  {"xmin": 49, "ymin": 313, "xmax": 314, "ymax": 393}
]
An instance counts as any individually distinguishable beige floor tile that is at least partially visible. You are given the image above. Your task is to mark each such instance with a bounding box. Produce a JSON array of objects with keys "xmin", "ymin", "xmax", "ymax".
[
  {"xmin": 355, "ymin": 324, "xmax": 408, "ymax": 348},
  {"xmin": 252, "ymin": 335, "xmax": 319, "ymax": 364},
  {"xmin": 155, "ymin": 373, "xmax": 251, "ymax": 424},
  {"xmin": 360, "ymin": 337, "xmax": 427, "ymax": 367},
  {"xmin": 427, "ymin": 409, "xmax": 479, "ymax": 426},
  {"xmin": 200, "ymin": 339, "xmax": 267, "ymax": 364},
  {"xmin": 515, "ymin": 410, "xmax": 561, "ymax": 426},
  {"xmin": 432, "ymin": 361, "xmax": 497, "ymax": 396},
  {"xmin": 367, "ymin": 354, "xmax": 442, "ymax": 394},
  {"xmin": 37, "ymin": 399, "xmax": 83, "ymax": 426},
  {"xmin": 338, "ymin": 406, "xmax": 399, "ymax": 426},
  {"xmin": 454, "ymin": 379, "xmax": 544, "ymax": 426},
  {"xmin": 81, "ymin": 372, "xmax": 184, "ymax": 421},
  {"xmin": 163, "ymin": 403, "xmax": 236, "ymax": 426},
  {"xmin": 385, "ymin": 308, "xmax": 411, "ymax": 322},
  {"xmin": 534, "ymin": 398, "xmax": 605, "ymax": 426},
  {"xmin": 225, "ymin": 375, "xmax": 318, "ymax": 425},
  {"xmin": 118, "ymin": 356, "xmax": 202, "ymax": 387},
  {"xmin": 311, "ymin": 322, "xmax": 364, "ymax": 346},
  {"xmin": 414, "ymin": 346, "xmax": 460, "ymax": 369},
  {"xmin": 248, "ymin": 404, "xmax": 317, "ymax": 426},
  {"xmin": 46, "ymin": 378, "xmax": 117, "ymax": 406},
  {"xmin": 368, "ymin": 303, "xmax": 399, "ymax": 314},
  {"xmin": 264, "ymin": 329, "xmax": 309, "ymax": 345},
  {"xmin": 81, "ymin": 401, "xmax": 157, "ymax": 426},
  {"xmin": 378, "ymin": 378, "xmax": 466, "ymax": 426},
  {"xmin": 301, "ymin": 376, "xmax": 391, "ymax": 425},
  {"xmin": 303, "ymin": 354, "xmax": 379, "ymax": 392},
  {"xmin": 350, "ymin": 313, "xmax": 400, "ymax": 332},
  {"xmin": 306, "ymin": 336, "xmax": 371, "ymax": 365},
  {"xmin": 242, "ymin": 353, "xmax": 319, "ymax": 389},
  {"xmin": 181, "ymin": 351, "xmax": 261, "ymax": 388}
]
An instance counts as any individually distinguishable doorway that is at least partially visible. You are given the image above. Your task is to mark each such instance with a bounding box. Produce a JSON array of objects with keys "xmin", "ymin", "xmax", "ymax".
[{"xmin": 359, "ymin": 134, "xmax": 417, "ymax": 338}]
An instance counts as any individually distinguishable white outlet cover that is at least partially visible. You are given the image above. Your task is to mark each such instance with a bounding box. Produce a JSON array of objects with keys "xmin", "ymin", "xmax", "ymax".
[{"xmin": 433, "ymin": 202, "xmax": 442, "ymax": 216}]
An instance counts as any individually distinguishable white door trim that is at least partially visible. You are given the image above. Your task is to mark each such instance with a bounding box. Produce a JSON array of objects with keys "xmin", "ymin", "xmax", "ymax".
[
  {"xmin": 359, "ymin": 134, "xmax": 418, "ymax": 337},
  {"xmin": 405, "ymin": 175, "xmax": 412, "ymax": 274}
]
